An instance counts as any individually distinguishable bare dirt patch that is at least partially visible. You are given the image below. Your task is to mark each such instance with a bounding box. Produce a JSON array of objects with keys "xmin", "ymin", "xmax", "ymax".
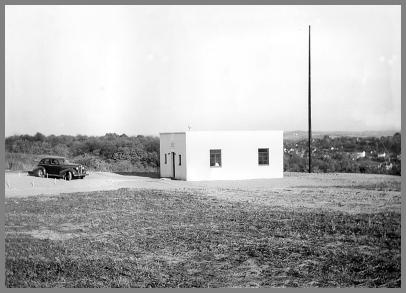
[{"xmin": 29, "ymin": 229, "xmax": 81, "ymax": 241}]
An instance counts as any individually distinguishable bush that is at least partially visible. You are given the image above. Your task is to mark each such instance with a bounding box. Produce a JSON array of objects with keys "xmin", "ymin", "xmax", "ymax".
[
  {"xmin": 5, "ymin": 153, "xmax": 42, "ymax": 171},
  {"xmin": 5, "ymin": 133, "xmax": 160, "ymax": 172},
  {"xmin": 72, "ymin": 154, "xmax": 111, "ymax": 172}
]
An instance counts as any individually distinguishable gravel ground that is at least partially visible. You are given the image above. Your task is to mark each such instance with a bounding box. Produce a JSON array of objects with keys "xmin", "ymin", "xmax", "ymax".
[{"xmin": 5, "ymin": 171, "xmax": 401, "ymax": 205}]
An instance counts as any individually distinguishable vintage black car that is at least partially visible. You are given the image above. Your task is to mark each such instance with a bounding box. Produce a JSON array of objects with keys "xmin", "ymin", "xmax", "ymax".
[{"xmin": 29, "ymin": 157, "xmax": 88, "ymax": 180}]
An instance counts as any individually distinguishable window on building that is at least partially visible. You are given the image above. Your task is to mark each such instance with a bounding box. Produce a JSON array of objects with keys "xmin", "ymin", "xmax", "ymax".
[
  {"xmin": 165, "ymin": 154, "xmax": 167, "ymax": 164},
  {"xmin": 210, "ymin": 149, "xmax": 222, "ymax": 167},
  {"xmin": 258, "ymin": 148, "xmax": 269, "ymax": 165},
  {"xmin": 179, "ymin": 154, "xmax": 182, "ymax": 166}
]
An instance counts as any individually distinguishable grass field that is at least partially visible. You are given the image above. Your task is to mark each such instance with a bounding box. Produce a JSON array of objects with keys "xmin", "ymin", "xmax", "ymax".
[{"xmin": 5, "ymin": 179, "xmax": 401, "ymax": 288}]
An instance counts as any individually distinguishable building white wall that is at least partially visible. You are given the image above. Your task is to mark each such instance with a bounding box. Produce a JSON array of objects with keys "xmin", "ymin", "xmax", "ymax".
[
  {"xmin": 185, "ymin": 130, "xmax": 283, "ymax": 181},
  {"xmin": 160, "ymin": 132, "xmax": 187, "ymax": 180}
]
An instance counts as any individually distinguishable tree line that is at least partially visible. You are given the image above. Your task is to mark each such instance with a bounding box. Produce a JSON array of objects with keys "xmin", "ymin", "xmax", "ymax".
[
  {"xmin": 5, "ymin": 133, "xmax": 160, "ymax": 172},
  {"xmin": 284, "ymin": 133, "xmax": 401, "ymax": 175},
  {"xmin": 5, "ymin": 132, "xmax": 401, "ymax": 175}
]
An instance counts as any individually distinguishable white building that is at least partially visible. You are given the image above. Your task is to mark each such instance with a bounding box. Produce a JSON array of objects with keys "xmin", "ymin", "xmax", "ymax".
[
  {"xmin": 355, "ymin": 151, "xmax": 366, "ymax": 159},
  {"xmin": 160, "ymin": 130, "xmax": 283, "ymax": 181}
]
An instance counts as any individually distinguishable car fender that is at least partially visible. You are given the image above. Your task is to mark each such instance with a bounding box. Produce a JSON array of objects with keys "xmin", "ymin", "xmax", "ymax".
[
  {"xmin": 33, "ymin": 166, "xmax": 46, "ymax": 174},
  {"xmin": 59, "ymin": 168, "xmax": 76, "ymax": 176}
]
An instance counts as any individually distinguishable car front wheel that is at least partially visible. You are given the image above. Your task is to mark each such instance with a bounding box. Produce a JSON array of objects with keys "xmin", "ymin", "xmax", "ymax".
[
  {"xmin": 65, "ymin": 171, "xmax": 73, "ymax": 181},
  {"xmin": 35, "ymin": 169, "xmax": 45, "ymax": 178}
]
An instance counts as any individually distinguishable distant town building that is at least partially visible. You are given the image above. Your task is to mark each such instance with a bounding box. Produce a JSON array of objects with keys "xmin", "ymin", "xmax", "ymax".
[
  {"xmin": 355, "ymin": 151, "xmax": 366, "ymax": 159},
  {"xmin": 377, "ymin": 153, "xmax": 386, "ymax": 158}
]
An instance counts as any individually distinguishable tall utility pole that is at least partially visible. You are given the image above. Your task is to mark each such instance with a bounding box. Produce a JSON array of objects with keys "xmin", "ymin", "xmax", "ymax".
[{"xmin": 308, "ymin": 25, "xmax": 312, "ymax": 173}]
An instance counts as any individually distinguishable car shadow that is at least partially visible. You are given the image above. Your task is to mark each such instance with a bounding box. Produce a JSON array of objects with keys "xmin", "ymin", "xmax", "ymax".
[
  {"xmin": 27, "ymin": 172, "xmax": 80, "ymax": 180},
  {"xmin": 113, "ymin": 171, "xmax": 160, "ymax": 179}
]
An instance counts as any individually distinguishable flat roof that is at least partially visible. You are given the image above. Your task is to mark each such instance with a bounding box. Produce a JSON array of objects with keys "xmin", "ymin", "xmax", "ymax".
[
  {"xmin": 159, "ymin": 132, "xmax": 186, "ymax": 135},
  {"xmin": 160, "ymin": 130, "xmax": 283, "ymax": 135}
]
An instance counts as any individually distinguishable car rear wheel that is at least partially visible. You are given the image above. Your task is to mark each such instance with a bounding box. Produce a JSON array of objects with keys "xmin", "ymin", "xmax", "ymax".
[{"xmin": 65, "ymin": 171, "xmax": 73, "ymax": 181}]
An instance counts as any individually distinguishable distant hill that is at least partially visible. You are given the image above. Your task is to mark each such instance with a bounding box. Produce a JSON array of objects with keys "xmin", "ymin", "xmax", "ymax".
[{"xmin": 284, "ymin": 130, "xmax": 400, "ymax": 142}]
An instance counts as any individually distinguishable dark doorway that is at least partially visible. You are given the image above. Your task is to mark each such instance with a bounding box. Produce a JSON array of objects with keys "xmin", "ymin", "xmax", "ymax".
[{"xmin": 171, "ymin": 152, "xmax": 176, "ymax": 179}]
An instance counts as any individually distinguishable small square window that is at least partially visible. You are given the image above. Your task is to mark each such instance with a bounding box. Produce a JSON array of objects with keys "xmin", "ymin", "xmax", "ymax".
[
  {"xmin": 258, "ymin": 148, "xmax": 269, "ymax": 165},
  {"xmin": 210, "ymin": 149, "xmax": 222, "ymax": 167}
]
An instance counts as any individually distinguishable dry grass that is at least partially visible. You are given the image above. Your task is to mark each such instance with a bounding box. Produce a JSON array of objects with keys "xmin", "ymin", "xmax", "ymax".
[
  {"xmin": 5, "ymin": 186, "xmax": 401, "ymax": 288},
  {"xmin": 5, "ymin": 153, "xmax": 44, "ymax": 171}
]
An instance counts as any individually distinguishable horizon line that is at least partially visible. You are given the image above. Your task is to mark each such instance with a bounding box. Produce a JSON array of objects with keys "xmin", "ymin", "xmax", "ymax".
[{"xmin": 5, "ymin": 129, "xmax": 401, "ymax": 138}]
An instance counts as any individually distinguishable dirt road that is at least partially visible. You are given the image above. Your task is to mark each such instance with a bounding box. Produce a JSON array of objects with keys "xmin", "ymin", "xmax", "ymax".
[{"xmin": 5, "ymin": 171, "xmax": 400, "ymax": 198}]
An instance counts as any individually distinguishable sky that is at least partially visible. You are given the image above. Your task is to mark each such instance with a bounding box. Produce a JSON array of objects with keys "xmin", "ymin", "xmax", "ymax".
[{"xmin": 5, "ymin": 5, "xmax": 401, "ymax": 137}]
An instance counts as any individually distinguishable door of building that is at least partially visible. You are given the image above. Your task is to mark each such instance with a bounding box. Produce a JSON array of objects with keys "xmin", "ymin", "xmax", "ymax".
[{"xmin": 171, "ymin": 152, "xmax": 176, "ymax": 179}]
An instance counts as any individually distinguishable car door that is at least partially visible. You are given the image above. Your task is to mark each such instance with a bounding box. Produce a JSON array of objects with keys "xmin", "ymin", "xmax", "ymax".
[
  {"xmin": 48, "ymin": 159, "xmax": 60, "ymax": 175},
  {"xmin": 55, "ymin": 159, "xmax": 65, "ymax": 175}
]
